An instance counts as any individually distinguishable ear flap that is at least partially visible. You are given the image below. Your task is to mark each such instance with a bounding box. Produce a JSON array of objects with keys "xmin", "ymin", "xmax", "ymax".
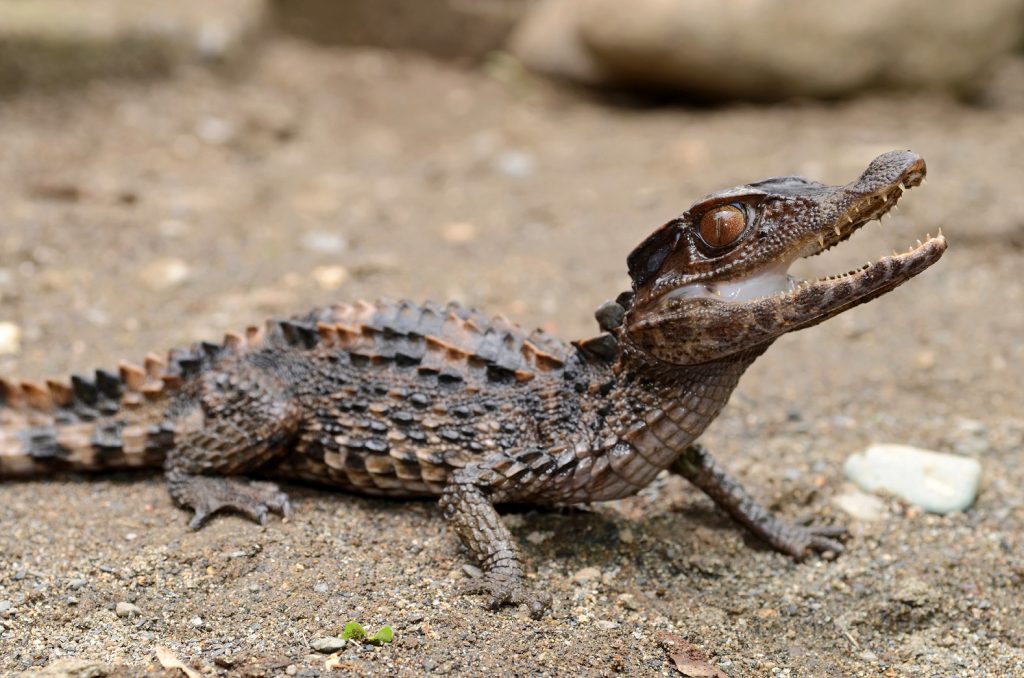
[{"xmin": 626, "ymin": 219, "xmax": 683, "ymax": 288}]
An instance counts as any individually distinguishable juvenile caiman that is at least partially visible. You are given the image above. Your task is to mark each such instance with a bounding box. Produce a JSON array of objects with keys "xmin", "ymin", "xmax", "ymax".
[{"xmin": 0, "ymin": 150, "xmax": 946, "ymax": 617}]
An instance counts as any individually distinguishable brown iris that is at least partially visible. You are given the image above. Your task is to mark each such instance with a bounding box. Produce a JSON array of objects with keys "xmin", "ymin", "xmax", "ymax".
[{"xmin": 699, "ymin": 205, "xmax": 746, "ymax": 247}]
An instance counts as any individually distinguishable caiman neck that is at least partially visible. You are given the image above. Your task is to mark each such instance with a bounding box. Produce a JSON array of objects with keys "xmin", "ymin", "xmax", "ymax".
[{"xmin": 613, "ymin": 329, "xmax": 770, "ymax": 390}]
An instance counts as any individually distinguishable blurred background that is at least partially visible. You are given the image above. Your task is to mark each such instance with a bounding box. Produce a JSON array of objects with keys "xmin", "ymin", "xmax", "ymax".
[{"xmin": 1, "ymin": 1, "xmax": 1022, "ymax": 675}]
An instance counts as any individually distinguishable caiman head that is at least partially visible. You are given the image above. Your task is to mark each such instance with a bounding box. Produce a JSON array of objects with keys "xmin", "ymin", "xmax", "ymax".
[{"xmin": 621, "ymin": 150, "xmax": 947, "ymax": 365}]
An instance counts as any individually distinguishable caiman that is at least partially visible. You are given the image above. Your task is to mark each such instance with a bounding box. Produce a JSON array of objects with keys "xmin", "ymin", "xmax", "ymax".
[{"xmin": 0, "ymin": 150, "xmax": 946, "ymax": 617}]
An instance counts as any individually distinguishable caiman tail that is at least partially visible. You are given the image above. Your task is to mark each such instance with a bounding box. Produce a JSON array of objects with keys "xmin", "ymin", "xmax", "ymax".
[{"xmin": 0, "ymin": 328, "xmax": 266, "ymax": 478}]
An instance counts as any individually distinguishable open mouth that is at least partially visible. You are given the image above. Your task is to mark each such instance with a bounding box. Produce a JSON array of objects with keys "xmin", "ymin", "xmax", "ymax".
[{"xmin": 662, "ymin": 156, "xmax": 946, "ymax": 305}]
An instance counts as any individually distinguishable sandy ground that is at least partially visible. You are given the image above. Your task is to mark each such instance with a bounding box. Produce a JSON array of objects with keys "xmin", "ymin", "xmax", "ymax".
[{"xmin": 0, "ymin": 39, "xmax": 1022, "ymax": 676}]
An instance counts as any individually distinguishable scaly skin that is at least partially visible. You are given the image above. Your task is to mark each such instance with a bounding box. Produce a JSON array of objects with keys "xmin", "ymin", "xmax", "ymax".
[{"xmin": 0, "ymin": 151, "xmax": 946, "ymax": 618}]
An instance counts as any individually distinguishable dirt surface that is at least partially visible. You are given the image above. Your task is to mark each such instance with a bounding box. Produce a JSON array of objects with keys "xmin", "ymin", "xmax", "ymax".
[{"xmin": 1, "ymin": 39, "xmax": 1023, "ymax": 676}]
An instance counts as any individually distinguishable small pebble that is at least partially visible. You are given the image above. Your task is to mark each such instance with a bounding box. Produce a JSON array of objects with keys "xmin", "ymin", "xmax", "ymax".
[
  {"xmin": 441, "ymin": 221, "xmax": 477, "ymax": 244},
  {"xmin": 596, "ymin": 620, "xmax": 619, "ymax": 630},
  {"xmin": 833, "ymin": 489, "xmax": 886, "ymax": 521},
  {"xmin": 0, "ymin": 322, "xmax": 21, "ymax": 355},
  {"xmin": 312, "ymin": 265, "xmax": 349, "ymax": 291},
  {"xmin": 525, "ymin": 531, "xmax": 551, "ymax": 545},
  {"xmin": 196, "ymin": 116, "xmax": 235, "ymax": 145},
  {"xmin": 502, "ymin": 514, "xmax": 526, "ymax": 529},
  {"xmin": 844, "ymin": 444, "xmax": 982, "ymax": 514},
  {"xmin": 617, "ymin": 593, "xmax": 640, "ymax": 611},
  {"xmin": 311, "ymin": 636, "xmax": 346, "ymax": 653},
  {"xmin": 952, "ymin": 418, "xmax": 991, "ymax": 456},
  {"xmin": 0, "ymin": 600, "xmax": 12, "ymax": 616},
  {"xmin": 301, "ymin": 230, "xmax": 347, "ymax": 254},
  {"xmin": 494, "ymin": 150, "xmax": 535, "ymax": 178},
  {"xmin": 139, "ymin": 258, "xmax": 191, "ymax": 291},
  {"xmin": 115, "ymin": 602, "xmax": 141, "ymax": 618},
  {"xmin": 314, "ymin": 582, "xmax": 329, "ymax": 594},
  {"xmin": 190, "ymin": 616, "xmax": 204, "ymax": 628},
  {"xmin": 572, "ymin": 566, "xmax": 601, "ymax": 584}
]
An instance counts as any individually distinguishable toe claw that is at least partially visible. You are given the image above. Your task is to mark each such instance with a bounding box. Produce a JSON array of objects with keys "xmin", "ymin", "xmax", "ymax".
[{"xmin": 460, "ymin": 571, "xmax": 551, "ymax": 617}]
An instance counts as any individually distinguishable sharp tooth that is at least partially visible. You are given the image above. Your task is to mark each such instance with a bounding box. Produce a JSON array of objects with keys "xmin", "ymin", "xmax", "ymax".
[
  {"xmin": 937, "ymin": 226, "xmax": 943, "ymax": 237},
  {"xmin": 892, "ymin": 249, "xmax": 899, "ymax": 257},
  {"xmin": 817, "ymin": 235, "xmax": 825, "ymax": 247},
  {"xmin": 916, "ymin": 239, "xmax": 923, "ymax": 247},
  {"xmin": 834, "ymin": 225, "xmax": 842, "ymax": 236}
]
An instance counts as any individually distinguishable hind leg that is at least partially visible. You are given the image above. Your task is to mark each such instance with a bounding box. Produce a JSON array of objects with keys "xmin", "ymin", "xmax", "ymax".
[{"xmin": 164, "ymin": 369, "xmax": 302, "ymax": 529}]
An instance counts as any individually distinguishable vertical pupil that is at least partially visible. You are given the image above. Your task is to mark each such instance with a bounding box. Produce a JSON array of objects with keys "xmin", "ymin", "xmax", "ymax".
[{"xmin": 700, "ymin": 205, "xmax": 745, "ymax": 246}]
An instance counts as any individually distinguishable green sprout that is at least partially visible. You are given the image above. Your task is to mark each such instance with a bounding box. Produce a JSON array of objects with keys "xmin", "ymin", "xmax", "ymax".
[{"xmin": 342, "ymin": 621, "xmax": 394, "ymax": 646}]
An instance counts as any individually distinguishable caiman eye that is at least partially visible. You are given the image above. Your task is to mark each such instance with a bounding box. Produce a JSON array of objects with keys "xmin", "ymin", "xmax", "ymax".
[{"xmin": 699, "ymin": 204, "xmax": 746, "ymax": 247}]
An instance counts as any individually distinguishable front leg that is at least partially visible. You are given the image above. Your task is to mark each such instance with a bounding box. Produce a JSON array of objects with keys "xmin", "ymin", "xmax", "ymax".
[
  {"xmin": 671, "ymin": 444, "xmax": 846, "ymax": 558},
  {"xmin": 439, "ymin": 468, "xmax": 551, "ymax": 619}
]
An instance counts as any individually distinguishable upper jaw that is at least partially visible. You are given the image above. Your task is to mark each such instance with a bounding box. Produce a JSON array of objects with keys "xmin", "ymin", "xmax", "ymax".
[
  {"xmin": 799, "ymin": 152, "xmax": 927, "ymax": 259},
  {"xmin": 662, "ymin": 151, "xmax": 936, "ymax": 306}
]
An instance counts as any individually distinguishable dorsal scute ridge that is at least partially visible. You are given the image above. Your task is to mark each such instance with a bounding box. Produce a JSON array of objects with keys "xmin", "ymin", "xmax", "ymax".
[{"xmin": 0, "ymin": 299, "xmax": 571, "ymax": 422}]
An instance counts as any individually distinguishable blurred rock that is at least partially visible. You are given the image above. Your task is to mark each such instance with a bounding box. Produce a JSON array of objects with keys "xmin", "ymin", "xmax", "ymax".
[
  {"xmin": 274, "ymin": 0, "xmax": 529, "ymax": 60},
  {"xmin": 0, "ymin": 0, "xmax": 267, "ymax": 93},
  {"xmin": 509, "ymin": 0, "xmax": 608, "ymax": 84},
  {"xmin": 844, "ymin": 444, "xmax": 982, "ymax": 514},
  {"xmin": 513, "ymin": 0, "xmax": 1024, "ymax": 99}
]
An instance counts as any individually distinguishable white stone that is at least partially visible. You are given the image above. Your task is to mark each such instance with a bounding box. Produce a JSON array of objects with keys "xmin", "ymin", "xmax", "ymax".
[{"xmin": 844, "ymin": 444, "xmax": 981, "ymax": 514}]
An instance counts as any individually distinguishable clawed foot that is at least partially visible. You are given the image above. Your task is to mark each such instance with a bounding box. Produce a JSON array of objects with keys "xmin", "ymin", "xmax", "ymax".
[
  {"xmin": 168, "ymin": 472, "xmax": 292, "ymax": 529},
  {"xmin": 460, "ymin": 571, "xmax": 552, "ymax": 619},
  {"xmin": 775, "ymin": 521, "xmax": 848, "ymax": 560}
]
